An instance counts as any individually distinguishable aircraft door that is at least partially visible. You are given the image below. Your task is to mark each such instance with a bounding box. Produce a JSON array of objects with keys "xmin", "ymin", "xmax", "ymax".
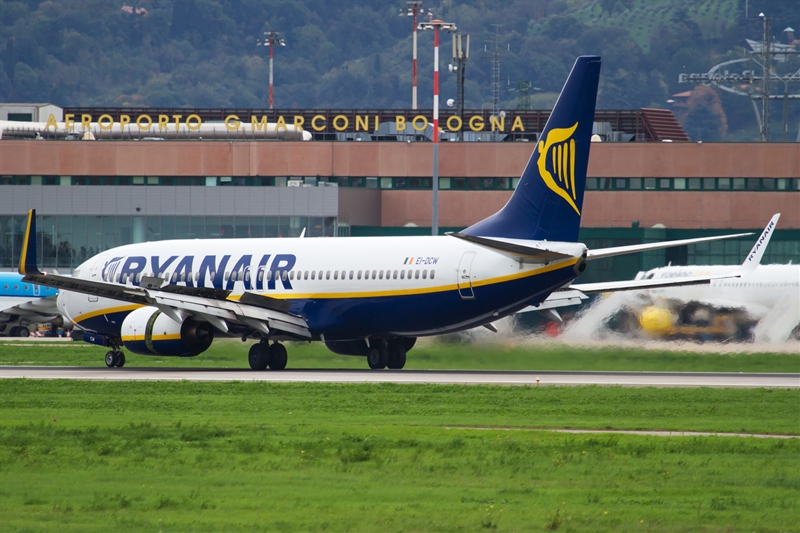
[
  {"xmin": 32, "ymin": 284, "xmax": 40, "ymax": 296},
  {"xmin": 457, "ymin": 251, "xmax": 476, "ymax": 299}
]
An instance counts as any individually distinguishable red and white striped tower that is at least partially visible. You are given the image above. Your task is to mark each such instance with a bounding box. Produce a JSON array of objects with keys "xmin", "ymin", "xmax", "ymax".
[
  {"xmin": 400, "ymin": 2, "xmax": 426, "ymax": 110},
  {"xmin": 419, "ymin": 19, "xmax": 456, "ymax": 235},
  {"xmin": 257, "ymin": 31, "xmax": 285, "ymax": 110}
]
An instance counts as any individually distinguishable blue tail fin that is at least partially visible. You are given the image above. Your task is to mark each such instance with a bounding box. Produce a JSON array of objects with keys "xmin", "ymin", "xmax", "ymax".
[{"xmin": 462, "ymin": 56, "xmax": 601, "ymax": 242}]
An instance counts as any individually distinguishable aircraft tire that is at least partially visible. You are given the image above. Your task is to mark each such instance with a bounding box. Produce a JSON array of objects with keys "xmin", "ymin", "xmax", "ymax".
[
  {"xmin": 268, "ymin": 343, "xmax": 288, "ymax": 370},
  {"xmin": 17, "ymin": 327, "xmax": 29, "ymax": 338},
  {"xmin": 114, "ymin": 352, "xmax": 126, "ymax": 368},
  {"xmin": 367, "ymin": 347, "xmax": 387, "ymax": 370},
  {"xmin": 387, "ymin": 342, "xmax": 406, "ymax": 370},
  {"xmin": 105, "ymin": 351, "xmax": 118, "ymax": 368},
  {"xmin": 248, "ymin": 343, "xmax": 269, "ymax": 371}
]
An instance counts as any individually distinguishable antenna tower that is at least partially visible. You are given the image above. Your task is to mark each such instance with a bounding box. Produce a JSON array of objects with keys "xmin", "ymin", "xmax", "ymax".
[{"xmin": 483, "ymin": 24, "xmax": 508, "ymax": 115}]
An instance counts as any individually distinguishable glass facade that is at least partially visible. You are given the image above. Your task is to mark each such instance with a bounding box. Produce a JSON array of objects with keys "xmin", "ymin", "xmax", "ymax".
[
  {"xmin": 5, "ymin": 175, "xmax": 798, "ymax": 191},
  {"xmin": 585, "ymin": 177, "xmax": 800, "ymax": 192},
  {"xmin": 0, "ymin": 215, "xmax": 338, "ymax": 269}
]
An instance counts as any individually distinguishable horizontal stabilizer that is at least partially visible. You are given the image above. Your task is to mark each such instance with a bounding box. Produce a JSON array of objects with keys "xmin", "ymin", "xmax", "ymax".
[
  {"xmin": 573, "ymin": 214, "xmax": 780, "ymax": 294},
  {"xmin": 587, "ymin": 232, "xmax": 753, "ymax": 260},
  {"xmin": 448, "ymin": 233, "xmax": 572, "ymax": 263}
]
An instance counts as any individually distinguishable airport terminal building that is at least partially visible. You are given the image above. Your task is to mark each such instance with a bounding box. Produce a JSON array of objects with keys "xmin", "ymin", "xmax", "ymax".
[{"xmin": 1, "ymin": 104, "xmax": 798, "ymax": 282}]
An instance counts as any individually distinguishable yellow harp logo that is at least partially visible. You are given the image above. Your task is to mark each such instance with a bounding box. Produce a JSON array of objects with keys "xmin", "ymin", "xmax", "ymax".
[{"xmin": 536, "ymin": 122, "xmax": 580, "ymax": 215}]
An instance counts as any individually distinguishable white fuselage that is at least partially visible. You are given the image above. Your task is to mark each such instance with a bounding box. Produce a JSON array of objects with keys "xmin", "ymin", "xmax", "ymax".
[{"xmin": 57, "ymin": 236, "xmax": 585, "ymax": 340}]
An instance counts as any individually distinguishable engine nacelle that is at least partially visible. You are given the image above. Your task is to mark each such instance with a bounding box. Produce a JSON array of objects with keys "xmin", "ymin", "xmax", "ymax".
[{"xmin": 121, "ymin": 307, "xmax": 214, "ymax": 356}]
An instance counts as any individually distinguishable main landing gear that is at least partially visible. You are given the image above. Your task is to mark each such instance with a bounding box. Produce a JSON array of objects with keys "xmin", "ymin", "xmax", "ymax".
[
  {"xmin": 105, "ymin": 350, "xmax": 126, "ymax": 368},
  {"xmin": 367, "ymin": 339, "xmax": 407, "ymax": 370},
  {"xmin": 248, "ymin": 342, "xmax": 288, "ymax": 371}
]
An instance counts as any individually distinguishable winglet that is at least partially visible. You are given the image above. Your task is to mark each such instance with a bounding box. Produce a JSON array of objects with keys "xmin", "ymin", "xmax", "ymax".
[
  {"xmin": 18, "ymin": 209, "xmax": 42, "ymax": 277},
  {"xmin": 737, "ymin": 213, "xmax": 780, "ymax": 276}
]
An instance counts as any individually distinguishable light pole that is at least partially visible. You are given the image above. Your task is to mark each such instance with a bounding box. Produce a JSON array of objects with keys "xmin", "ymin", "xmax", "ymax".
[
  {"xmin": 419, "ymin": 18, "xmax": 456, "ymax": 236},
  {"xmin": 256, "ymin": 31, "xmax": 286, "ymax": 109}
]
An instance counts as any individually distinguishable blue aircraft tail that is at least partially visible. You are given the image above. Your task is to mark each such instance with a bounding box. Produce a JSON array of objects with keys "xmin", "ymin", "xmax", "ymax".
[{"xmin": 461, "ymin": 56, "xmax": 601, "ymax": 242}]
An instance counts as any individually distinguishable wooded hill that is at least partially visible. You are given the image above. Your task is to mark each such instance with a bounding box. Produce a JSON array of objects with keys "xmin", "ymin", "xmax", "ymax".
[{"xmin": 1, "ymin": 0, "xmax": 798, "ymax": 140}]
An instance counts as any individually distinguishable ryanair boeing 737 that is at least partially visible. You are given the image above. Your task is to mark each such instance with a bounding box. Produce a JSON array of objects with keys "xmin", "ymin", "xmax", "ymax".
[{"xmin": 17, "ymin": 56, "xmax": 779, "ymax": 369}]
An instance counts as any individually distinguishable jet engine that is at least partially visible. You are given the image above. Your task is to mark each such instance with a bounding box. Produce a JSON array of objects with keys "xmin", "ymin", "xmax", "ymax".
[{"xmin": 121, "ymin": 307, "xmax": 214, "ymax": 356}]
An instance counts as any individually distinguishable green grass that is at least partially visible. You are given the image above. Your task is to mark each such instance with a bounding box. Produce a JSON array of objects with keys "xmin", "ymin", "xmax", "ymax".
[
  {"xmin": 1, "ymin": 381, "xmax": 798, "ymax": 532},
  {"xmin": 1, "ymin": 338, "xmax": 798, "ymax": 373}
]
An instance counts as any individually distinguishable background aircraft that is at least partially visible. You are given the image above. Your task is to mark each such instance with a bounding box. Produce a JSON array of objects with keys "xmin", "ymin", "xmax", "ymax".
[{"xmin": 0, "ymin": 272, "xmax": 62, "ymax": 337}]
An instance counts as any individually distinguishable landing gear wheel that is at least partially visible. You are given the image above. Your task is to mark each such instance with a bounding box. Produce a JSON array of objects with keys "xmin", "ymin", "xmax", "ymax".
[
  {"xmin": 367, "ymin": 346, "xmax": 388, "ymax": 369},
  {"xmin": 105, "ymin": 351, "xmax": 117, "ymax": 368},
  {"xmin": 248, "ymin": 343, "xmax": 269, "ymax": 370},
  {"xmin": 114, "ymin": 352, "xmax": 125, "ymax": 368},
  {"xmin": 268, "ymin": 343, "xmax": 288, "ymax": 370},
  {"xmin": 17, "ymin": 326, "xmax": 30, "ymax": 338},
  {"xmin": 387, "ymin": 342, "xmax": 406, "ymax": 370}
]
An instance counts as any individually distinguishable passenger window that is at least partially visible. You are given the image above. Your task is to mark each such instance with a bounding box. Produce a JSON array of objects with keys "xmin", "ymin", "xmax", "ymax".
[
  {"xmin": 326, "ymin": 271, "xmax": 331, "ymax": 280},
  {"xmin": 24, "ymin": 284, "xmax": 29, "ymax": 290},
  {"xmin": 282, "ymin": 271, "xmax": 288, "ymax": 281},
  {"xmin": 349, "ymin": 270, "xmax": 354, "ymax": 280},
  {"xmin": 319, "ymin": 271, "xmax": 323, "ymax": 280},
  {"xmin": 266, "ymin": 270, "xmax": 272, "ymax": 281},
  {"xmin": 357, "ymin": 270, "xmax": 362, "ymax": 280},
  {"xmin": 430, "ymin": 270, "xmax": 435, "ymax": 279},
  {"xmin": 334, "ymin": 271, "xmax": 339, "ymax": 280},
  {"xmin": 393, "ymin": 270, "xmax": 398, "ymax": 279},
  {"xmin": 290, "ymin": 271, "xmax": 295, "ymax": 280},
  {"xmin": 414, "ymin": 270, "xmax": 420, "ymax": 279},
  {"xmin": 407, "ymin": 270, "xmax": 412, "ymax": 279},
  {"xmin": 13, "ymin": 284, "xmax": 19, "ymax": 290},
  {"xmin": 224, "ymin": 271, "xmax": 230, "ymax": 282},
  {"xmin": 379, "ymin": 270, "xmax": 384, "ymax": 280},
  {"xmin": 311, "ymin": 271, "xmax": 316, "ymax": 280},
  {"xmin": 400, "ymin": 270, "xmax": 405, "ymax": 279},
  {"xmin": 304, "ymin": 271, "xmax": 309, "ymax": 280},
  {"xmin": 372, "ymin": 270, "xmax": 377, "ymax": 279},
  {"xmin": 422, "ymin": 270, "xmax": 427, "ymax": 279},
  {"xmin": 3, "ymin": 284, "xmax": 7, "ymax": 289},
  {"xmin": 341, "ymin": 270, "xmax": 346, "ymax": 280}
]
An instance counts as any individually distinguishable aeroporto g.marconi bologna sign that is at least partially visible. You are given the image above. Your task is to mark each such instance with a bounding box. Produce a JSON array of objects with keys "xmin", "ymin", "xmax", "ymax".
[{"xmin": 45, "ymin": 111, "xmax": 530, "ymax": 133}]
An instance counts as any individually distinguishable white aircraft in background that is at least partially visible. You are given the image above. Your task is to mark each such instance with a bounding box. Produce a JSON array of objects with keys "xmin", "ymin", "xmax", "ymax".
[
  {"xmin": 17, "ymin": 56, "xmax": 778, "ymax": 369},
  {"xmin": 629, "ymin": 262, "xmax": 800, "ymax": 343}
]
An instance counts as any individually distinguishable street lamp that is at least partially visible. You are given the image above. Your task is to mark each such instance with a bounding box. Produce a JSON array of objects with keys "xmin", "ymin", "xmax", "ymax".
[
  {"xmin": 399, "ymin": 2, "xmax": 430, "ymax": 110},
  {"xmin": 418, "ymin": 18, "xmax": 456, "ymax": 236},
  {"xmin": 256, "ymin": 31, "xmax": 286, "ymax": 109}
]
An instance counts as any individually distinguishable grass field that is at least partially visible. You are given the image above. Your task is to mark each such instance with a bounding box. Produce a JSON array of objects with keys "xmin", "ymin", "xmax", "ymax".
[
  {"xmin": 1, "ymin": 380, "xmax": 798, "ymax": 532},
  {"xmin": 1, "ymin": 338, "xmax": 798, "ymax": 373}
]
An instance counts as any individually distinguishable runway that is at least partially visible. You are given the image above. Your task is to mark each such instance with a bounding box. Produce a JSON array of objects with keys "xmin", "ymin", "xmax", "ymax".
[{"xmin": 0, "ymin": 366, "xmax": 797, "ymax": 388}]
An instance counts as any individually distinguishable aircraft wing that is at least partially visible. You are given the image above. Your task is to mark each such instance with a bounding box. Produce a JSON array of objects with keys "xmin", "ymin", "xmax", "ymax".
[
  {"xmin": 0, "ymin": 294, "xmax": 60, "ymax": 319},
  {"xmin": 18, "ymin": 210, "xmax": 310, "ymax": 339},
  {"xmin": 573, "ymin": 214, "xmax": 780, "ymax": 294}
]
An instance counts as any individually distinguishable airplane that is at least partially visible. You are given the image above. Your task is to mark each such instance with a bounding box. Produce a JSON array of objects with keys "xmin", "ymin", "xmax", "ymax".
[
  {"xmin": 0, "ymin": 272, "xmax": 62, "ymax": 337},
  {"xmin": 15, "ymin": 55, "xmax": 776, "ymax": 369},
  {"xmin": 629, "ymin": 260, "xmax": 799, "ymax": 342}
]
